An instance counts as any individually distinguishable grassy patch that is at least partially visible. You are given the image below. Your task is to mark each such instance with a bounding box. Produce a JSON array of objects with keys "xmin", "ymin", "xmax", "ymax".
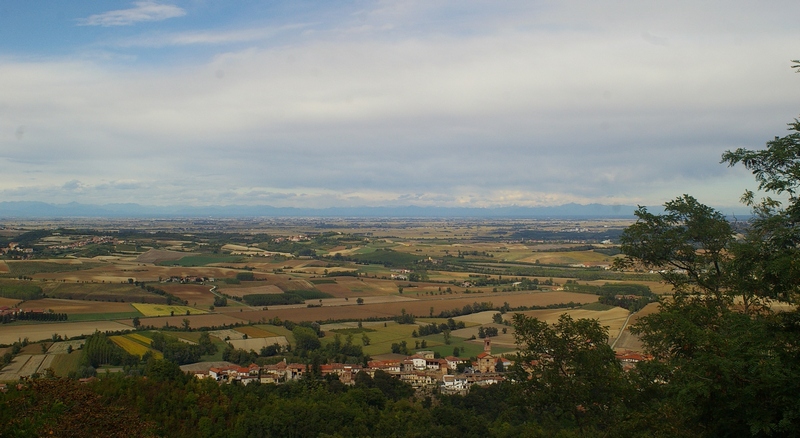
[
  {"xmin": 67, "ymin": 311, "xmax": 143, "ymax": 322},
  {"xmin": 581, "ymin": 302, "xmax": 616, "ymax": 311},
  {"xmin": 0, "ymin": 281, "xmax": 43, "ymax": 300},
  {"xmin": 158, "ymin": 254, "xmax": 245, "ymax": 267},
  {"xmin": 310, "ymin": 279, "xmax": 337, "ymax": 284},
  {"xmin": 110, "ymin": 335, "xmax": 163, "ymax": 359},
  {"xmin": 48, "ymin": 351, "xmax": 83, "ymax": 377},
  {"xmin": 6, "ymin": 261, "xmax": 104, "ymax": 277},
  {"xmin": 131, "ymin": 303, "xmax": 207, "ymax": 317},
  {"xmin": 329, "ymin": 327, "xmax": 376, "ymax": 335}
]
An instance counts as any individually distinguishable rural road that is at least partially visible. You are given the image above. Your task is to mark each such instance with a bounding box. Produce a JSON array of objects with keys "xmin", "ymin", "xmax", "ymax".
[{"xmin": 611, "ymin": 310, "xmax": 636, "ymax": 349}]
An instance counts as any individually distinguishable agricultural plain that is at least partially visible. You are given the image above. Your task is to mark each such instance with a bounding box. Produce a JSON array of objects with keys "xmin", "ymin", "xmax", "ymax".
[{"xmin": 1, "ymin": 217, "xmax": 666, "ymax": 379}]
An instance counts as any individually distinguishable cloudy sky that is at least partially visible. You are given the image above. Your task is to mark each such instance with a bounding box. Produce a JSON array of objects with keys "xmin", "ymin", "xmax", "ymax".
[{"xmin": 1, "ymin": 1, "xmax": 798, "ymax": 210}]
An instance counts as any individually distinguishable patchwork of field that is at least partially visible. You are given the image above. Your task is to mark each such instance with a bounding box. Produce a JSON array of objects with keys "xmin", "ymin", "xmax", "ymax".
[
  {"xmin": 132, "ymin": 303, "xmax": 207, "ymax": 317},
  {"xmin": 136, "ymin": 249, "xmax": 198, "ymax": 264},
  {"xmin": 122, "ymin": 313, "xmax": 247, "ymax": 330},
  {"xmin": 39, "ymin": 282, "xmax": 162, "ymax": 303},
  {"xmin": 18, "ymin": 298, "xmax": 137, "ymax": 314},
  {"xmin": 0, "ymin": 297, "xmax": 21, "ymax": 307},
  {"xmin": 209, "ymin": 329, "xmax": 246, "ymax": 340},
  {"xmin": 233, "ymin": 326, "xmax": 279, "ymax": 338},
  {"xmin": 219, "ymin": 285, "xmax": 284, "ymax": 297},
  {"xmin": 160, "ymin": 284, "xmax": 217, "ymax": 307},
  {"xmin": 0, "ymin": 320, "xmax": 132, "ymax": 345},
  {"xmin": 46, "ymin": 340, "xmax": 86, "ymax": 354},
  {"xmin": 228, "ymin": 336, "xmax": 289, "ymax": 351},
  {"xmin": 110, "ymin": 334, "xmax": 163, "ymax": 359},
  {"xmin": 227, "ymin": 290, "xmax": 598, "ymax": 324},
  {"xmin": 32, "ymin": 263, "xmax": 243, "ymax": 285},
  {"xmin": 517, "ymin": 306, "xmax": 631, "ymax": 342},
  {"xmin": 0, "ymin": 354, "xmax": 53, "ymax": 381}
]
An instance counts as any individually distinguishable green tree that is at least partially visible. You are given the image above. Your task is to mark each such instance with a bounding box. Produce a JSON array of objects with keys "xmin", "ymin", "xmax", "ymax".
[
  {"xmin": 616, "ymin": 195, "xmax": 734, "ymax": 301},
  {"xmin": 510, "ymin": 313, "xmax": 628, "ymax": 433},
  {"xmin": 292, "ymin": 325, "xmax": 321, "ymax": 354}
]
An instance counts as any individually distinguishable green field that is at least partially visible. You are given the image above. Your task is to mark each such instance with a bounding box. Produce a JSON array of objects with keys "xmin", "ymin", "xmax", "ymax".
[
  {"xmin": 49, "ymin": 351, "xmax": 83, "ymax": 377},
  {"xmin": 158, "ymin": 254, "xmax": 245, "ymax": 267},
  {"xmin": 131, "ymin": 303, "xmax": 207, "ymax": 317},
  {"xmin": 5, "ymin": 261, "xmax": 104, "ymax": 277},
  {"xmin": 67, "ymin": 311, "xmax": 143, "ymax": 322}
]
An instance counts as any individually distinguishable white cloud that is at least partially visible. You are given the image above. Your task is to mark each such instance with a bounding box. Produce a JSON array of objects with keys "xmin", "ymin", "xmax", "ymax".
[
  {"xmin": 113, "ymin": 24, "xmax": 310, "ymax": 48},
  {"xmin": 78, "ymin": 1, "xmax": 186, "ymax": 27}
]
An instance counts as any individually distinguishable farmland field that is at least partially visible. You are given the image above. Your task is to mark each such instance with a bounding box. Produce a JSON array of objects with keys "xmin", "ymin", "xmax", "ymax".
[
  {"xmin": 158, "ymin": 254, "xmax": 245, "ymax": 267},
  {"xmin": 0, "ymin": 320, "xmax": 132, "ymax": 345},
  {"xmin": 48, "ymin": 351, "xmax": 83, "ymax": 377},
  {"xmin": 0, "ymin": 297, "xmax": 21, "ymax": 307},
  {"xmin": 125, "ymin": 313, "xmax": 246, "ymax": 330},
  {"xmin": 131, "ymin": 303, "xmax": 208, "ymax": 317},
  {"xmin": 233, "ymin": 326, "xmax": 278, "ymax": 338},
  {"xmin": 18, "ymin": 298, "xmax": 138, "ymax": 315},
  {"xmin": 136, "ymin": 249, "xmax": 198, "ymax": 264},
  {"xmin": 160, "ymin": 283, "xmax": 217, "ymax": 307},
  {"xmin": 110, "ymin": 335, "xmax": 163, "ymax": 359},
  {"xmin": 41, "ymin": 282, "xmax": 165, "ymax": 303},
  {"xmin": 6, "ymin": 260, "xmax": 105, "ymax": 277},
  {"xmin": 218, "ymin": 284, "xmax": 284, "ymax": 297},
  {"xmin": 228, "ymin": 336, "xmax": 289, "ymax": 351}
]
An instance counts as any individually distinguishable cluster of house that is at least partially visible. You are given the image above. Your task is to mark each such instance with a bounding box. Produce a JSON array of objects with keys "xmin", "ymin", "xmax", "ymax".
[
  {"xmin": 389, "ymin": 269, "xmax": 412, "ymax": 281},
  {"xmin": 191, "ymin": 339, "xmax": 511, "ymax": 394},
  {"xmin": 1, "ymin": 243, "xmax": 33, "ymax": 257},
  {"xmin": 46, "ymin": 236, "xmax": 116, "ymax": 250},
  {"xmin": 161, "ymin": 276, "xmax": 212, "ymax": 284},
  {"xmin": 273, "ymin": 235, "xmax": 310, "ymax": 243}
]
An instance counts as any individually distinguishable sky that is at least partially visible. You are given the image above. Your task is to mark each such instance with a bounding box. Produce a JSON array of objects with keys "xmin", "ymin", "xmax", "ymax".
[{"xmin": 1, "ymin": 1, "xmax": 799, "ymax": 211}]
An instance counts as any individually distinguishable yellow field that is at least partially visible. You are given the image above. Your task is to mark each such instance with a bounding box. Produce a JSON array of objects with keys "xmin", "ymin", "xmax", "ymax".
[
  {"xmin": 110, "ymin": 335, "xmax": 163, "ymax": 359},
  {"xmin": 131, "ymin": 303, "xmax": 207, "ymax": 317},
  {"xmin": 126, "ymin": 333, "xmax": 154, "ymax": 345}
]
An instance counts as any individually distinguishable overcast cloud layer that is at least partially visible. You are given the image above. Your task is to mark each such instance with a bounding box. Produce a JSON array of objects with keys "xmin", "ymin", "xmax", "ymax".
[{"xmin": 1, "ymin": 1, "xmax": 798, "ymax": 211}]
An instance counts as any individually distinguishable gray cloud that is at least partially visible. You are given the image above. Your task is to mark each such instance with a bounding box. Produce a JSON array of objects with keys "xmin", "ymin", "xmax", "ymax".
[{"xmin": 2, "ymin": 1, "xmax": 798, "ymax": 209}]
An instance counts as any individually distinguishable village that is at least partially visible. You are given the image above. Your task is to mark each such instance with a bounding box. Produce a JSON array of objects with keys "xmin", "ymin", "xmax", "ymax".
[{"xmin": 184, "ymin": 338, "xmax": 651, "ymax": 395}]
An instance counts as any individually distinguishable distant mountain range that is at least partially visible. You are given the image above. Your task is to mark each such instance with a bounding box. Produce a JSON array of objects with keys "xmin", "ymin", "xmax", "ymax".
[{"xmin": 0, "ymin": 201, "xmax": 748, "ymax": 219}]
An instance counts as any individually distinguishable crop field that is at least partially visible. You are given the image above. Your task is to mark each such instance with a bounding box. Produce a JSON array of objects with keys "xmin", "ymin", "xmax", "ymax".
[
  {"xmin": 0, "ymin": 320, "xmax": 131, "ymax": 345},
  {"xmin": 48, "ymin": 351, "xmax": 83, "ymax": 377},
  {"xmin": 209, "ymin": 329, "xmax": 245, "ymax": 340},
  {"xmin": 233, "ymin": 326, "xmax": 278, "ymax": 338},
  {"xmin": 158, "ymin": 254, "xmax": 245, "ymax": 267},
  {"xmin": 311, "ymin": 282, "xmax": 353, "ymax": 297},
  {"xmin": 159, "ymin": 283, "xmax": 217, "ymax": 307},
  {"xmin": 46, "ymin": 340, "xmax": 86, "ymax": 354},
  {"xmin": 110, "ymin": 335, "xmax": 163, "ymax": 359},
  {"xmin": 0, "ymin": 261, "xmax": 8, "ymax": 273},
  {"xmin": 18, "ymin": 298, "xmax": 139, "ymax": 315},
  {"xmin": 127, "ymin": 313, "xmax": 247, "ymax": 329},
  {"xmin": 136, "ymin": 249, "xmax": 198, "ymax": 264},
  {"xmin": 271, "ymin": 278, "xmax": 317, "ymax": 292},
  {"xmin": 0, "ymin": 297, "xmax": 21, "ymax": 307},
  {"xmin": 218, "ymin": 285, "xmax": 284, "ymax": 298},
  {"xmin": 517, "ymin": 306, "xmax": 631, "ymax": 341},
  {"xmin": 6, "ymin": 260, "xmax": 105, "ymax": 277},
  {"xmin": 131, "ymin": 303, "xmax": 208, "ymax": 317},
  {"xmin": 40, "ymin": 282, "xmax": 165, "ymax": 303},
  {"xmin": 228, "ymin": 336, "xmax": 288, "ymax": 351}
]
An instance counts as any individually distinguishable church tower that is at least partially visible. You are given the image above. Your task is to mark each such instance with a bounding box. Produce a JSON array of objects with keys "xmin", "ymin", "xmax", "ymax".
[{"xmin": 484, "ymin": 338, "xmax": 491, "ymax": 354}]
